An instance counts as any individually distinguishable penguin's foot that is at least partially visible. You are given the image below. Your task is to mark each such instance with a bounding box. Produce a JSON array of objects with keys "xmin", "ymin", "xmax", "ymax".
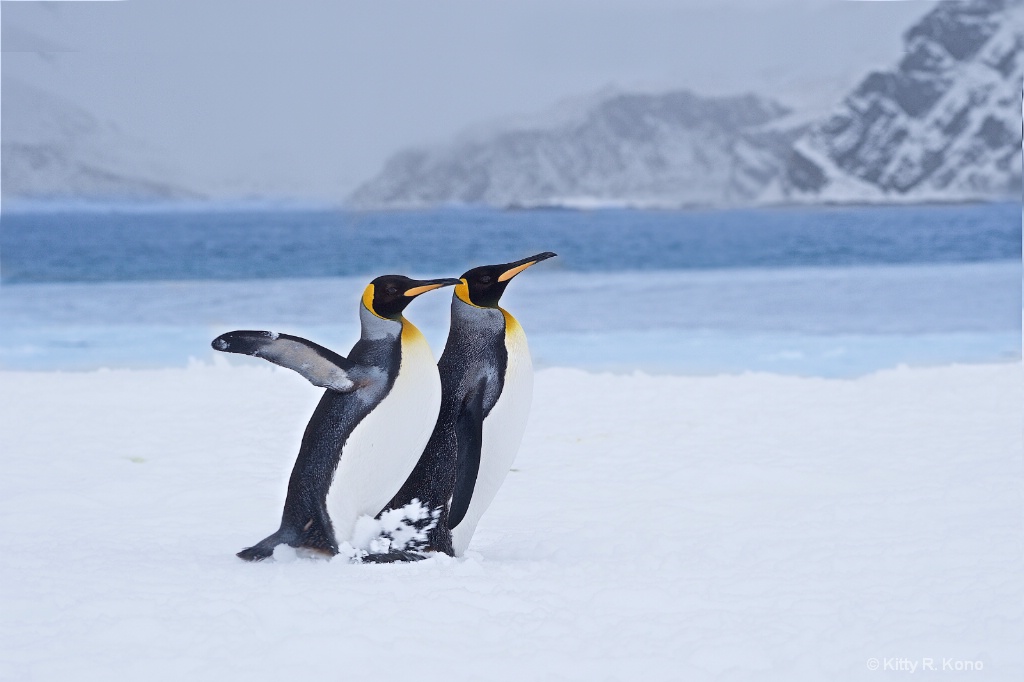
[
  {"xmin": 238, "ymin": 521, "xmax": 339, "ymax": 563},
  {"xmin": 238, "ymin": 528, "xmax": 295, "ymax": 562},
  {"xmin": 295, "ymin": 546, "xmax": 335, "ymax": 560},
  {"xmin": 237, "ymin": 543, "xmax": 337, "ymax": 562},
  {"xmin": 360, "ymin": 549, "xmax": 428, "ymax": 564},
  {"xmin": 236, "ymin": 544, "xmax": 275, "ymax": 562}
]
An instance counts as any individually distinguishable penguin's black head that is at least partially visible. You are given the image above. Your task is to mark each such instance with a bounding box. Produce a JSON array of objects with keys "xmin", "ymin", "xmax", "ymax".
[
  {"xmin": 456, "ymin": 252, "xmax": 557, "ymax": 308},
  {"xmin": 363, "ymin": 275, "xmax": 460, "ymax": 320}
]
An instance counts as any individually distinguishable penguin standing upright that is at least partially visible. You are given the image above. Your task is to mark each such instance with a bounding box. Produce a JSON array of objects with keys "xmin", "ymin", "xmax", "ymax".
[
  {"xmin": 378, "ymin": 253, "xmax": 556, "ymax": 558},
  {"xmin": 212, "ymin": 274, "xmax": 459, "ymax": 561}
]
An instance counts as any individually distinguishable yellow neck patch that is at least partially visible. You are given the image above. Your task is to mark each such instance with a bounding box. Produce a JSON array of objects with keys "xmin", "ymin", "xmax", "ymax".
[
  {"xmin": 362, "ymin": 283, "xmax": 387, "ymax": 320},
  {"xmin": 500, "ymin": 307, "xmax": 522, "ymax": 334},
  {"xmin": 401, "ymin": 318, "xmax": 426, "ymax": 344}
]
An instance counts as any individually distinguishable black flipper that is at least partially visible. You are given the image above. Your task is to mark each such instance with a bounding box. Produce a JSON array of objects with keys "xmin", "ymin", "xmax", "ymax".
[
  {"xmin": 212, "ymin": 330, "xmax": 357, "ymax": 392},
  {"xmin": 447, "ymin": 380, "xmax": 485, "ymax": 529}
]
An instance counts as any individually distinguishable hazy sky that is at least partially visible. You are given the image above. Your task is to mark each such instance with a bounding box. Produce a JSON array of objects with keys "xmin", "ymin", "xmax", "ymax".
[{"xmin": 2, "ymin": 0, "xmax": 937, "ymax": 199}]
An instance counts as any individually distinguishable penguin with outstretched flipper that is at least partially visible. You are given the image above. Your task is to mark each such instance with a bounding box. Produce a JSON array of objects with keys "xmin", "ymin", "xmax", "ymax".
[{"xmin": 212, "ymin": 275, "xmax": 459, "ymax": 561}]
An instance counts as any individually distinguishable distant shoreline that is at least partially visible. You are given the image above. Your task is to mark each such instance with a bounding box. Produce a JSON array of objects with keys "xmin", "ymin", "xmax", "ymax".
[{"xmin": 1, "ymin": 196, "xmax": 1018, "ymax": 215}]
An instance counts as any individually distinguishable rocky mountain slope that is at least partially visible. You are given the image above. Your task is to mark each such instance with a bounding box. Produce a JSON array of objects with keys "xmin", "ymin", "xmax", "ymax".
[
  {"xmin": 349, "ymin": 91, "xmax": 806, "ymax": 209},
  {"xmin": 351, "ymin": 0, "xmax": 1021, "ymax": 209},
  {"xmin": 779, "ymin": 0, "xmax": 1023, "ymax": 203},
  {"xmin": 1, "ymin": 78, "xmax": 199, "ymax": 202}
]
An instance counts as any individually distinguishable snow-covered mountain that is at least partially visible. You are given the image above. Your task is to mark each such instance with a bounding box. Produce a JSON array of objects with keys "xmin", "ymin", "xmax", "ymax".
[
  {"xmin": 348, "ymin": 91, "xmax": 805, "ymax": 209},
  {"xmin": 777, "ymin": 0, "xmax": 1022, "ymax": 203},
  {"xmin": 351, "ymin": 0, "xmax": 1021, "ymax": 210},
  {"xmin": 1, "ymin": 78, "xmax": 200, "ymax": 202}
]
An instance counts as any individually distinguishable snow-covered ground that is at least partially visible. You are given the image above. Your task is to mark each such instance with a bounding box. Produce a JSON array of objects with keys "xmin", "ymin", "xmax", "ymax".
[{"xmin": 1, "ymin": 362, "xmax": 1020, "ymax": 680}]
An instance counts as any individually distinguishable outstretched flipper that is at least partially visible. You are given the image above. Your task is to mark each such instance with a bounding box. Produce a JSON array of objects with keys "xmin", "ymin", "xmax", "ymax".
[
  {"xmin": 212, "ymin": 330, "xmax": 357, "ymax": 392},
  {"xmin": 447, "ymin": 381, "xmax": 486, "ymax": 529}
]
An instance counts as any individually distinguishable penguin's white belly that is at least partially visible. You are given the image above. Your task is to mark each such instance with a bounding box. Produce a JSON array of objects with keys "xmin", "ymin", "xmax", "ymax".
[
  {"xmin": 327, "ymin": 328, "xmax": 441, "ymax": 544},
  {"xmin": 451, "ymin": 318, "xmax": 533, "ymax": 556}
]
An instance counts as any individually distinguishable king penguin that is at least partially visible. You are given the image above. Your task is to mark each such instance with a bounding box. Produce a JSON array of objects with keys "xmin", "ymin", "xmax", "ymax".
[
  {"xmin": 377, "ymin": 252, "xmax": 556, "ymax": 559},
  {"xmin": 212, "ymin": 274, "xmax": 459, "ymax": 561}
]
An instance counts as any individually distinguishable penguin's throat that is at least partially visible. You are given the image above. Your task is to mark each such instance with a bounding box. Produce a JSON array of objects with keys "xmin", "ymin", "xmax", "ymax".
[
  {"xmin": 359, "ymin": 304, "xmax": 403, "ymax": 340},
  {"xmin": 451, "ymin": 296, "xmax": 505, "ymax": 332}
]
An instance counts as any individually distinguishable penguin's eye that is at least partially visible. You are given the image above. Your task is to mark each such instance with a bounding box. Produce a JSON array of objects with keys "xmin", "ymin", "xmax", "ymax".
[
  {"xmin": 385, "ymin": 285, "xmax": 399, "ymax": 295},
  {"xmin": 479, "ymin": 275, "xmax": 492, "ymax": 284}
]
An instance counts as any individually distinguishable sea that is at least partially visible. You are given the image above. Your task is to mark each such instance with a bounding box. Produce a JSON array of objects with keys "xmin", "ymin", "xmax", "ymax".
[{"xmin": 1, "ymin": 202, "xmax": 1020, "ymax": 376}]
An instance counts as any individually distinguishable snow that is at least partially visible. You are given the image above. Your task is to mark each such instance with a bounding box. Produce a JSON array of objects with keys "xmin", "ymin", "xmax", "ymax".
[
  {"xmin": 1, "ymin": 362, "xmax": 1020, "ymax": 680},
  {"xmin": 348, "ymin": 500, "xmax": 438, "ymax": 555},
  {"xmin": 785, "ymin": 0, "xmax": 1023, "ymax": 204}
]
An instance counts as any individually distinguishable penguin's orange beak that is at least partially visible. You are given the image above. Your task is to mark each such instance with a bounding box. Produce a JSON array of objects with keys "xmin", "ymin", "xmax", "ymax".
[
  {"xmin": 497, "ymin": 252, "xmax": 557, "ymax": 282},
  {"xmin": 403, "ymin": 278, "xmax": 462, "ymax": 297}
]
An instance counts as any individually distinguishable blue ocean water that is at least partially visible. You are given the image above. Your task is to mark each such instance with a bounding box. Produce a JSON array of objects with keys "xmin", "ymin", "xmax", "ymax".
[
  {"xmin": 1, "ymin": 202, "xmax": 1019, "ymax": 283},
  {"xmin": 1, "ymin": 203, "xmax": 1020, "ymax": 375}
]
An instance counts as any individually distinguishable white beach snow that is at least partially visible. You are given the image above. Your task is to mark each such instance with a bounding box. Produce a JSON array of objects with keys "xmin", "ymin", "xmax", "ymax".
[{"xmin": 1, "ymin": 362, "xmax": 1021, "ymax": 680}]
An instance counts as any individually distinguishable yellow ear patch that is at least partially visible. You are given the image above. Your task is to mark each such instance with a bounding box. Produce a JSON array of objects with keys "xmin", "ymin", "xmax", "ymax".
[
  {"xmin": 361, "ymin": 283, "xmax": 386, "ymax": 319},
  {"xmin": 497, "ymin": 260, "xmax": 536, "ymax": 282},
  {"xmin": 455, "ymin": 279, "xmax": 484, "ymax": 308},
  {"xmin": 404, "ymin": 282, "xmax": 445, "ymax": 297}
]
